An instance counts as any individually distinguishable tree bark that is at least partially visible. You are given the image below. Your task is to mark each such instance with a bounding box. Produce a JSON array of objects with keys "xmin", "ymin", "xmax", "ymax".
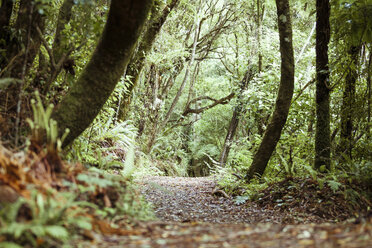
[
  {"xmin": 52, "ymin": 0, "xmax": 75, "ymax": 63},
  {"xmin": 339, "ymin": 46, "xmax": 360, "ymax": 161},
  {"xmin": 9, "ymin": 0, "xmax": 46, "ymax": 79},
  {"xmin": 246, "ymin": 0, "xmax": 294, "ymax": 180},
  {"xmin": 38, "ymin": 0, "xmax": 75, "ymax": 95},
  {"xmin": 367, "ymin": 52, "xmax": 371, "ymax": 140},
  {"xmin": 219, "ymin": 68, "xmax": 254, "ymax": 167},
  {"xmin": 0, "ymin": 0, "xmax": 12, "ymax": 27},
  {"xmin": 52, "ymin": 0, "xmax": 153, "ymax": 147},
  {"xmin": 0, "ymin": 0, "xmax": 14, "ymax": 69},
  {"xmin": 314, "ymin": 0, "xmax": 331, "ymax": 170}
]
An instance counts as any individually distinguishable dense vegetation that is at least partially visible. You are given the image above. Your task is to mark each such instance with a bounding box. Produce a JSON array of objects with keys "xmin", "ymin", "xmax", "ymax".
[{"xmin": 0, "ymin": 0, "xmax": 371, "ymax": 246}]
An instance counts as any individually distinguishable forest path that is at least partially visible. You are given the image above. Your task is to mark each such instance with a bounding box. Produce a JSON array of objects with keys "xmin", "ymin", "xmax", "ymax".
[
  {"xmin": 85, "ymin": 176, "xmax": 372, "ymax": 248},
  {"xmin": 138, "ymin": 176, "xmax": 277, "ymax": 223}
]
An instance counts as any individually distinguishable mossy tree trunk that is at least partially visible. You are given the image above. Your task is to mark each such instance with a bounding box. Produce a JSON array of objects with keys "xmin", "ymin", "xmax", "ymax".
[
  {"xmin": 314, "ymin": 0, "xmax": 331, "ymax": 171},
  {"xmin": 245, "ymin": 0, "xmax": 294, "ymax": 180},
  {"xmin": 339, "ymin": 46, "xmax": 360, "ymax": 161},
  {"xmin": 52, "ymin": 0, "xmax": 153, "ymax": 147}
]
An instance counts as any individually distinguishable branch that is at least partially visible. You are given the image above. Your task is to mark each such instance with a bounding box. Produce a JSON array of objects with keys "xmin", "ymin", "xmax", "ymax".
[
  {"xmin": 291, "ymin": 78, "xmax": 315, "ymax": 105},
  {"xmin": 36, "ymin": 25, "xmax": 56, "ymax": 70},
  {"xmin": 182, "ymin": 92, "xmax": 235, "ymax": 116}
]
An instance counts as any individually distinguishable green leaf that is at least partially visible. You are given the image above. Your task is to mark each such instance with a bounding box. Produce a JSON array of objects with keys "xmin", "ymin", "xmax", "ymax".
[
  {"xmin": 327, "ymin": 180, "xmax": 342, "ymax": 193},
  {"xmin": 45, "ymin": 226, "xmax": 69, "ymax": 240},
  {"xmin": 74, "ymin": 219, "xmax": 92, "ymax": 230},
  {"xmin": 31, "ymin": 225, "xmax": 46, "ymax": 237},
  {"xmin": 0, "ymin": 242, "xmax": 23, "ymax": 248}
]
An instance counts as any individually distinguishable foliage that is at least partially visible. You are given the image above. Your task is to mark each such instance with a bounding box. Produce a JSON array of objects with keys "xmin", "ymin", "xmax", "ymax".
[{"xmin": 0, "ymin": 190, "xmax": 92, "ymax": 247}]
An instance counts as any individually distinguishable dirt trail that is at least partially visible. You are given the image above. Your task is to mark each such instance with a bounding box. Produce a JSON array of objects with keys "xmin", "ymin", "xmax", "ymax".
[
  {"xmin": 139, "ymin": 176, "xmax": 279, "ymax": 223},
  {"xmin": 82, "ymin": 176, "xmax": 372, "ymax": 247}
]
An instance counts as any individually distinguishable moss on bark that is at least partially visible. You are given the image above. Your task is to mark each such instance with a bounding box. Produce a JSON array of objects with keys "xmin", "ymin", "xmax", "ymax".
[
  {"xmin": 315, "ymin": 0, "xmax": 331, "ymax": 170},
  {"xmin": 246, "ymin": 0, "xmax": 294, "ymax": 180},
  {"xmin": 52, "ymin": 0, "xmax": 153, "ymax": 147}
]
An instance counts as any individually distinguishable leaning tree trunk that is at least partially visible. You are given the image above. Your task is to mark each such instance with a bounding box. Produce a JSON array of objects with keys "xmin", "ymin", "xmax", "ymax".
[
  {"xmin": 219, "ymin": 67, "xmax": 254, "ymax": 167},
  {"xmin": 314, "ymin": 0, "xmax": 331, "ymax": 171},
  {"xmin": 245, "ymin": 0, "xmax": 294, "ymax": 180},
  {"xmin": 52, "ymin": 0, "xmax": 153, "ymax": 147}
]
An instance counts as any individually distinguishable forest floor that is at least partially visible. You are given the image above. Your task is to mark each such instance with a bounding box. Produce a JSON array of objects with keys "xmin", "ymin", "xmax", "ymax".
[{"xmin": 79, "ymin": 176, "xmax": 372, "ymax": 248}]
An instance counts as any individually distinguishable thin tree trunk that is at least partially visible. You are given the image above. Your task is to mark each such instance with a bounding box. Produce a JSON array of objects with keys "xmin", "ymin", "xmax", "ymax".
[
  {"xmin": 366, "ymin": 51, "xmax": 371, "ymax": 140},
  {"xmin": 52, "ymin": 0, "xmax": 74, "ymax": 63},
  {"xmin": 219, "ymin": 68, "xmax": 254, "ymax": 166},
  {"xmin": 9, "ymin": 0, "xmax": 45, "ymax": 79},
  {"xmin": 53, "ymin": 0, "xmax": 153, "ymax": 147},
  {"xmin": 295, "ymin": 21, "xmax": 316, "ymax": 66},
  {"xmin": 32, "ymin": 0, "xmax": 75, "ymax": 94},
  {"xmin": 339, "ymin": 46, "xmax": 360, "ymax": 161},
  {"xmin": 256, "ymin": 0, "xmax": 264, "ymax": 72},
  {"xmin": 161, "ymin": 18, "xmax": 199, "ymax": 129},
  {"xmin": 246, "ymin": 0, "xmax": 294, "ymax": 180},
  {"xmin": 0, "ymin": 0, "xmax": 14, "ymax": 69},
  {"xmin": 314, "ymin": 0, "xmax": 331, "ymax": 170}
]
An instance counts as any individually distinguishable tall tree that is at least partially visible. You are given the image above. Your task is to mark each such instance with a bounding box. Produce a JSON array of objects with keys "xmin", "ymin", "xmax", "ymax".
[
  {"xmin": 52, "ymin": 0, "xmax": 153, "ymax": 147},
  {"xmin": 245, "ymin": 0, "xmax": 294, "ymax": 180},
  {"xmin": 339, "ymin": 46, "xmax": 360, "ymax": 161},
  {"xmin": 314, "ymin": 0, "xmax": 331, "ymax": 170}
]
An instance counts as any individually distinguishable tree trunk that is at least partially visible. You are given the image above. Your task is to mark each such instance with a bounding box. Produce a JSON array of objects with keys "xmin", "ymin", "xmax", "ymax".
[
  {"xmin": 52, "ymin": 0, "xmax": 75, "ymax": 63},
  {"xmin": 219, "ymin": 68, "xmax": 254, "ymax": 166},
  {"xmin": 0, "ymin": 0, "xmax": 14, "ymax": 69},
  {"xmin": 256, "ymin": 0, "xmax": 264, "ymax": 72},
  {"xmin": 41, "ymin": 0, "xmax": 76, "ymax": 95},
  {"xmin": 117, "ymin": 0, "xmax": 179, "ymax": 121},
  {"xmin": 9, "ymin": 0, "xmax": 45, "ymax": 79},
  {"xmin": 367, "ymin": 52, "xmax": 371, "ymax": 140},
  {"xmin": 161, "ymin": 18, "xmax": 199, "ymax": 129},
  {"xmin": 314, "ymin": 0, "xmax": 331, "ymax": 171},
  {"xmin": 245, "ymin": 0, "xmax": 294, "ymax": 180},
  {"xmin": 339, "ymin": 46, "xmax": 360, "ymax": 161},
  {"xmin": 52, "ymin": 0, "xmax": 153, "ymax": 147}
]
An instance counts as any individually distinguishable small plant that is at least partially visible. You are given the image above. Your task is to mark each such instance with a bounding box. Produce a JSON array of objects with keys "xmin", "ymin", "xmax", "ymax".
[
  {"xmin": 26, "ymin": 91, "xmax": 70, "ymax": 154},
  {"xmin": 0, "ymin": 190, "xmax": 92, "ymax": 247}
]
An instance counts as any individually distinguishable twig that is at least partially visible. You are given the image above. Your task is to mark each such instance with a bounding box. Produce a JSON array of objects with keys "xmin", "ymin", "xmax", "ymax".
[
  {"xmin": 212, "ymin": 188, "xmax": 230, "ymax": 198},
  {"xmin": 291, "ymin": 78, "xmax": 315, "ymax": 105},
  {"xmin": 36, "ymin": 25, "xmax": 56, "ymax": 69}
]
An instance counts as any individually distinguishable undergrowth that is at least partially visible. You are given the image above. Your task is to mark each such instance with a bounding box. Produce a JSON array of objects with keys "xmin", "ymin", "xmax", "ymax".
[
  {"xmin": 0, "ymin": 93, "xmax": 156, "ymax": 247},
  {"xmin": 216, "ymin": 160, "xmax": 372, "ymax": 221}
]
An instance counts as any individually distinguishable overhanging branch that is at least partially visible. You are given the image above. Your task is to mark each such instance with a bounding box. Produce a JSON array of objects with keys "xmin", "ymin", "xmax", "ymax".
[{"xmin": 182, "ymin": 92, "xmax": 235, "ymax": 116}]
